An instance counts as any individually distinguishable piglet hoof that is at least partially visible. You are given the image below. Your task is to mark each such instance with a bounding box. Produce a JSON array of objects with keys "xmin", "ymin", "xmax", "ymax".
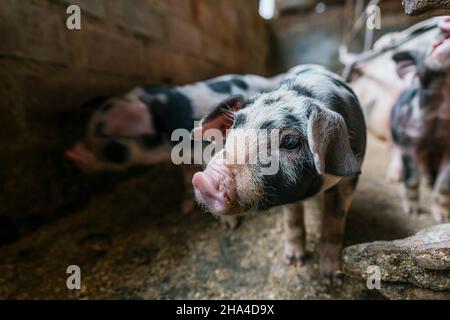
[
  {"xmin": 220, "ymin": 216, "xmax": 242, "ymax": 231},
  {"xmin": 283, "ymin": 243, "xmax": 307, "ymax": 266},
  {"xmin": 181, "ymin": 198, "xmax": 196, "ymax": 215},
  {"xmin": 320, "ymin": 243, "xmax": 344, "ymax": 286},
  {"xmin": 402, "ymin": 201, "xmax": 419, "ymax": 217},
  {"xmin": 431, "ymin": 204, "xmax": 449, "ymax": 223},
  {"xmin": 320, "ymin": 270, "xmax": 345, "ymax": 286}
]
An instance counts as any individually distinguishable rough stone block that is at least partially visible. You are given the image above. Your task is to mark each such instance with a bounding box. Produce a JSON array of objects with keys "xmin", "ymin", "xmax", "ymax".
[
  {"xmin": 56, "ymin": 0, "xmax": 106, "ymax": 18},
  {"xmin": 0, "ymin": 0, "xmax": 68, "ymax": 64},
  {"xmin": 83, "ymin": 27, "xmax": 147, "ymax": 76},
  {"xmin": 110, "ymin": 0, "xmax": 166, "ymax": 40}
]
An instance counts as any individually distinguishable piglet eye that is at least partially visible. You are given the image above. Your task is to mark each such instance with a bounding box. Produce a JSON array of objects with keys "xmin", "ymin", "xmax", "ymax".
[{"xmin": 280, "ymin": 135, "xmax": 300, "ymax": 150}]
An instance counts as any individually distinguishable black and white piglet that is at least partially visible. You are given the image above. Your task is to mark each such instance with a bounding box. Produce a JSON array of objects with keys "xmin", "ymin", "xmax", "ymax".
[
  {"xmin": 192, "ymin": 65, "xmax": 366, "ymax": 284},
  {"xmin": 66, "ymin": 73, "xmax": 283, "ymax": 227},
  {"xmin": 390, "ymin": 17, "xmax": 450, "ymax": 222}
]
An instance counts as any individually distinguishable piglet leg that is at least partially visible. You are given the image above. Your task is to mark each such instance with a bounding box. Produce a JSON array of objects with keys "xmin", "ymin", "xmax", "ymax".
[
  {"xmin": 401, "ymin": 151, "xmax": 420, "ymax": 216},
  {"xmin": 283, "ymin": 202, "xmax": 307, "ymax": 266},
  {"xmin": 431, "ymin": 158, "xmax": 450, "ymax": 223},
  {"xmin": 386, "ymin": 145, "xmax": 403, "ymax": 183},
  {"xmin": 320, "ymin": 176, "xmax": 358, "ymax": 286}
]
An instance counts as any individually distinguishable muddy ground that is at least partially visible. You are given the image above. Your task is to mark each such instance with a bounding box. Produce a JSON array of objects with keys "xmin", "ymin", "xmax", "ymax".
[{"xmin": 0, "ymin": 134, "xmax": 440, "ymax": 299}]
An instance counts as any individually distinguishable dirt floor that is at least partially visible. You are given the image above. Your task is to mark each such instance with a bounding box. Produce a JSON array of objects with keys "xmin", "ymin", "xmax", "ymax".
[{"xmin": 0, "ymin": 134, "xmax": 439, "ymax": 299}]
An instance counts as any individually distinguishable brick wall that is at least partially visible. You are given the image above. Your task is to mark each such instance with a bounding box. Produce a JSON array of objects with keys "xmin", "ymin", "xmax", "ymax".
[{"xmin": 0, "ymin": 0, "xmax": 269, "ymax": 243}]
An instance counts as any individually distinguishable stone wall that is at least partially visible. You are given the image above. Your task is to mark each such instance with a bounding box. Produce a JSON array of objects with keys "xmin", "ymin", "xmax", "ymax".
[{"xmin": 0, "ymin": 0, "xmax": 269, "ymax": 243}]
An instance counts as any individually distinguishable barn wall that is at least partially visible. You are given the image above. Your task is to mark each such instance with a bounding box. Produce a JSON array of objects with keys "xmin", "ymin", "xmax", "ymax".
[
  {"xmin": 270, "ymin": 2, "xmax": 423, "ymax": 72},
  {"xmin": 0, "ymin": 0, "xmax": 269, "ymax": 243}
]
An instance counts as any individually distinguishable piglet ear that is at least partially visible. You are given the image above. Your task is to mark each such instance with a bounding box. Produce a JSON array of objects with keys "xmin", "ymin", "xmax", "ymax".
[
  {"xmin": 307, "ymin": 105, "xmax": 360, "ymax": 177},
  {"xmin": 392, "ymin": 50, "xmax": 422, "ymax": 79},
  {"xmin": 193, "ymin": 95, "xmax": 246, "ymax": 140}
]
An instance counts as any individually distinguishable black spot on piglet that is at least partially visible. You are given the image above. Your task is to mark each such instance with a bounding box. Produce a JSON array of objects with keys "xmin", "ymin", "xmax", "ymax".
[
  {"xmin": 291, "ymin": 85, "xmax": 314, "ymax": 98},
  {"xmin": 140, "ymin": 134, "xmax": 162, "ymax": 149},
  {"xmin": 233, "ymin": 113, "xmax": 247, "ymax": 128},
  {"xmin": 231, "ymin": 78, "xmax": 249, "ymax": 90},
  {"xmin": 208, "ymin": 81, "xmax": 231, "ymax": 94},
  {"xmin": 102, "ymin": 141, "xmax": 129, "ymax": 164},
  {"xmin": 260, "ymin": 120, "xmax": 275, "ymax": 130}
]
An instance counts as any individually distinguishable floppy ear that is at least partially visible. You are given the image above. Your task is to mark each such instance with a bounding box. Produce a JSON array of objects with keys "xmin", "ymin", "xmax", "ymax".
[
  {"xmin": 392, "ymin": 50, "xmax": 422, "ymax": 79},
  {"xmin": 306, "ymin": 105, "xmax": 360, "ymax": 177},
  {"xmin": 193, "ymin": 95, "xmax": 246, "ymax": 140}
]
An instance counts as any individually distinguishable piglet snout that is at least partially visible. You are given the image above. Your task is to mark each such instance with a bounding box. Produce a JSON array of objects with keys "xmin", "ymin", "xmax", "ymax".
[
  {"xmin": 439, "ymin": 16, "xmax": 450, "ymax": 35},
  {"xmin": 192, "ymin": 167, "xmax": 233, "ymax": 215},
  {"xmin": 65, "ymin": 143, "xmax": 102, "ymax": 172}
]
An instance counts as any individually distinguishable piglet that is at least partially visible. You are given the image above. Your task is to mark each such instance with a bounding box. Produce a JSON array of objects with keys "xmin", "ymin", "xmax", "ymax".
[
  {"xmin": 390, "ymin": 17, "xmax": 450, "ymax": 223},
  {"xmin": 192, "ymin": 65, "xmax": 366, "ymax": 284}
]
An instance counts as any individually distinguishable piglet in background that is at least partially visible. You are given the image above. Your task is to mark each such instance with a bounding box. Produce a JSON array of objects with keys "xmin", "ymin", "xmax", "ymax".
[
  {"xmin": 192, "ymin": 65, "xmax": 366, "ymax": 284},
  {"xmin": 390, "ymin": 17, "xmax": 450, "ymax": 223},
  {"xmin": 65, "ymin": 73, "xmax": 284, "ymax": 229}
]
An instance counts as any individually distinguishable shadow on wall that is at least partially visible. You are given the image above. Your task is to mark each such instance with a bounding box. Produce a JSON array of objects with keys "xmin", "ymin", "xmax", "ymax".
[{"xmin": 0, "ymin": 0, "xmax": 270, "ymax": 245}]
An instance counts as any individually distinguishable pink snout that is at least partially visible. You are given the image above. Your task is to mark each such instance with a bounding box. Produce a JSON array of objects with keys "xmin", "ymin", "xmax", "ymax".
[
  {"xmin": 439, "ymin": 16, "xmax": 450, "ymax": 34},
  {"xmin": 192, "ymin": 166, "xmax": 241, "ymax": 215}
]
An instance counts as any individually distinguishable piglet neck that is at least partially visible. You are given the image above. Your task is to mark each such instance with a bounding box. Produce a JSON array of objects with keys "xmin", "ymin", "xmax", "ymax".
[
  {"xmin": 418, "ymin": 70, "xmax": 450, "ymax": 131},
  {"xmin": 418, "ymin": 68, "xmax": 447, "ymax": 108}
]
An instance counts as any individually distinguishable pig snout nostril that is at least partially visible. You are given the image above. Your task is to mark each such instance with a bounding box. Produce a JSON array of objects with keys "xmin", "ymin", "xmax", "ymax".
[
  {"xmin": 439, "ymin": 17, "xmax": 450, "ymax": 33},
  {"xmin": 192, "ymin": 171, "xmax": 230, "ymax": 214}
]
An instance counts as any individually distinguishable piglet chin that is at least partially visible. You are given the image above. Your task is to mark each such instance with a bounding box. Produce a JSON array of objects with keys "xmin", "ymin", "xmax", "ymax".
[{"xmin": 192, "ymin": 167, "xmax": 243, "ymax": 216}]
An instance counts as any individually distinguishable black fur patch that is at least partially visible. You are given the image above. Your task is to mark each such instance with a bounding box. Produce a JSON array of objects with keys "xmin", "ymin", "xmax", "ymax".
[
  {"xmin": 233, "ymin": 113, "xmax": 247, "ymax": 128},
  {"xmin": 260, "ymin": 120, "xmax": 275, "ymax": 130},
  {"xmin": 142, "ymin": 85, "xmax": 167, "ymax": 95},
  {"xmin": 144, "ymin": 89, "xmax": 194, "ymax": 134},
  {"xmin": 208, "ymin": 81, "xmax": 232, "ymax": 94},
  {"xmin": 402, "ymin": 153, "xmax": 419, "ymax": 188},
  {"xmin": 330, "ymin": 77, "xmax": 354, "ymax": 96},
  {"xmin": 140, "ymin": 133, "xmax": 162, "ymax": 149},
  {"xmin": 284, "ymin": 114, "xmax": 300, "ymax": 126},
  {"xmin": 396, "ymin": 87, "xmax": 418, "ymax": 108},
  {"xmin": 290, "ymin": 84, "xmax": 314, "ymax": 98},
  {"xmin": 419, "ymin": 68, "xmax": 446, "ymax": 90},
  {"xmin": 259, "ymin": 151, "xmax": 322, "ymax": 209},
  {"xmin": 231, "ymin": 78, "xmax": 249, "ymax": 90},
  {"xmin": 391, "ymin": 87, "xmax": 418, "ymax": 146},
  {"xmin": 263, "ymin": 97, "xmax": 281, "ymax": 106},
  {"xmin": 102, "ymin": 141, "xmax": 130, "ymax": 164}
]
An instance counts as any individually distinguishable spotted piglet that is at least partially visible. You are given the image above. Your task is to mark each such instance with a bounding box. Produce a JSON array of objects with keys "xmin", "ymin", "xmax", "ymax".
[
  {"xmin": 390, "ymin": 17, "xmax": 450, "ymax": 223},
  {"xmin": 65, "ymin": 73, "xmax": 283, "ymax": 229},
  {"xmin": 192, "ymin": 65, "xmax": 366, "ymax": 284}
]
